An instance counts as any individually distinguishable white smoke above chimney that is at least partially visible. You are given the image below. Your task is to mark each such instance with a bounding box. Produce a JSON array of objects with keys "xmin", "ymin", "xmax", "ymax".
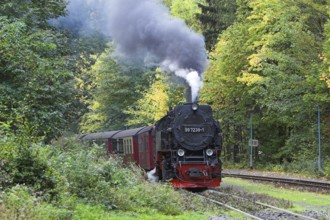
[{"xmin": 161, "ymin": 60, "xmax": 203, "ymax": 102}]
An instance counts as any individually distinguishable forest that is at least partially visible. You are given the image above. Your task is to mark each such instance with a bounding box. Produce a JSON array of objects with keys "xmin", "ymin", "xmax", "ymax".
[
  {"xmin": 1, "ymin": 0, "xmax": 329, "ymax": 170},
  {"xmin": 0, "ymin": 0, "xmax": 330, "ymax": 218}
]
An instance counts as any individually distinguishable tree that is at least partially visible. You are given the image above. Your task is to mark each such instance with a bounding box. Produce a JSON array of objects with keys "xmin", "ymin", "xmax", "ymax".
[
  {"xmin": 240, "ymin": 0, "xmax": 329, "ymax": 161},
  {"xmin": 322, "ymin": 6, "xmax": 330, "ymax": 89},
  {"xmin": 0, "ymin": 0, "xmax": 67, "ymax": 29},
  {"xmin": 201, "ymin": 0, "xmax": 330, "ymax": 164},
  {"xmin": 197, "ymin": 0, "xmax": 237, "ymax": 50},
  {"xmin": 125, "ymin": 72, "xmax": 185, "ymax": 127},
  {"xmin": 170, "ymin": 0, "xmax": 205, "ymax": 33},
  {"xmin": 80, "ymin": 47, "xmax": 154, "ymax": 132},
  {"xmin": 163, "ymin": 0, "xmax": 174, "ymax": 7},
  {"xmin": 200, "ymin": 21, "xmax": 252, "ymax": 162},
  {"xmin": 0, "ymin": 17, "xmax": 75, "ymax": 141}
]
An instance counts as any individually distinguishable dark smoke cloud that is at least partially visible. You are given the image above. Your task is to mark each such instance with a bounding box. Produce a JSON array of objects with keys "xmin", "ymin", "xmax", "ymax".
[
  {"xmin": 107, "ymin": 0, "xmax": 208, "ymax": 101},
  {"xmin": 107, "ymin": 0, "xmax": 208, "ymax": 74},
  {"xmin": 53, "ymin": 0, "xmax": 208, "ymax": 101},
  {"xmin": 51, "ymin": 0, "xmax": 110, "ymax": 36}
]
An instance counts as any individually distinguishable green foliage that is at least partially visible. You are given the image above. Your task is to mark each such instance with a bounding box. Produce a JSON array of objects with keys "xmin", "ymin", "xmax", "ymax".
[
  {"xmin": 0, "ymin": 16, "xmax": 75, "ymax": 141},
  {"xmin": 0, "ymin": 0, "xmax": 67, "ymax": 29},
  {"xmin": 1, "ymin": 0, "xmax": 329, "ymax": 205},
  {"xmin": 201, "ymin": 0, "xmax": 330, "ymax": 164},
  {"xmin": 0, "ymin": 185, "xmax": 71, "ymax": 220},
  {"xmin": 163, "ymin": 0, "xmax": 173, "ymax": 7},
  {"xmin": 51, "ymin": 139, "xmax": 194, "ymax": 215},
  {"xmin": 0, "ymin": 0, "xmax": 108, "ymax": 139},
  {"xmin": 197, "ymin": 0, "xmax": 237, "ymax": 50},
  {"xmin": 320, "ymin": 8, "xmax": 330, "ymax": 103},
  {"xmin": 324, "ymin": 161, "xmax": 330, "ymax": 179},
  {"xmin": 200, "ymin": 20, "xmax": 252, "ymax": 162},
  {"xmin": 125, "ymin": 72, "xmax": 185, "ymax": 127},
  {"xmin": 0, "ymin": 187, "xmax": 213, "ymax": 220},
  {"xmin": 52, "ymin": 143, "xmax": 143, "ymax": 208},
  {"xmin": 0, "ymin": 134, "xmax": 215, "ymax": 218},
  {"xmin": 170, "ymin": 0, "xmax": 205, "ymax": 33},
  {"xmin": 80, "ymin": 46, "xmax": 154, "ymax": 132},
  {"xmin": 0, "ymin": 135, "xmax": 59, "ymax": 197},
  {"xmin": 111, "ymin": 182, "xmax": 182, "ymax": 214},
  {"xmin": 73, "ymin": 203, "xmax": 112, "ymax": 220}
]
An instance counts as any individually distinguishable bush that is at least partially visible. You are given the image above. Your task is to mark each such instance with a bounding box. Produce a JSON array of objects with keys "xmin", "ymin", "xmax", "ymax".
[
  {"xmin": 0, "ymin": 185, "xmax": 71, "ymax": 220},
  {"xmin": 0, "ymin": 135, "xmax": 213, "ymax": 217},
  {"xmin": 0, "ymin": 135, "xmax": 59, "ymax": 198},
  {"xmin": 72, "ymin": 203, "xmax": 112, "ymax": 220},
  {"xmin": 51, "ymin": 140, "xmax": 141, "ymax": 203},
  {"xmin": 51, "ymin": 137, "xmax": 210, "ymax": 215},
  {"xmin": 324, "ymin": 160, "xmax": 330, "ymax": 180}
]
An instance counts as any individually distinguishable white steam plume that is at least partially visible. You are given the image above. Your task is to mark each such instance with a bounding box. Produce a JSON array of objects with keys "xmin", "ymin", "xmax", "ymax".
[{"xmin": 162, "ymin": 60, "xmax": 203, "ymax": 102}]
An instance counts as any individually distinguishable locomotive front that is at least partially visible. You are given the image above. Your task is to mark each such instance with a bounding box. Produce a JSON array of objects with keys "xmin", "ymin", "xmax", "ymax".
[{"xmin": 155, "ymin": 103, "xmax": 222, "ymax": 188}]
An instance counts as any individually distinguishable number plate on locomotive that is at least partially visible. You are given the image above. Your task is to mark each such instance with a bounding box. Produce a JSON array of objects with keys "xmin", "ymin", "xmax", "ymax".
[{"xmin": 184, "ymin": 127, "xmax": 205, "ymax": 133}]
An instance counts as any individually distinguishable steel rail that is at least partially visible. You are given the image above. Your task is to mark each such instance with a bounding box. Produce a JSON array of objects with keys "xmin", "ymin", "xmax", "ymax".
[
  {"xmin": 222, "ymin": 172, "xmax": 330, "ymax": 190},
  {"xmin": 192, "ymin": 193, "xmax": 264, "ymax": 220},
  {"xmin": 209, "ymin": 190, "xmax": 317, "ymax": 220}
]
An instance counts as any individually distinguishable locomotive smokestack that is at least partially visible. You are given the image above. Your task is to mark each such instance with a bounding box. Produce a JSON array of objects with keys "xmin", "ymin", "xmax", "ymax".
[
  {"xmin": 186, "ymin": 87, "xmax": 192, "ymax": 103},
  {"xmin": 107, "ymin": 0, "xmax": 208, "ymax": 102}
]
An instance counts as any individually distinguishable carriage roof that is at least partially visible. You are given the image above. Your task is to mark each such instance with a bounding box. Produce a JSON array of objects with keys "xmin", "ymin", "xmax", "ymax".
[{"xmin": 80, "ymin": 126, "xmax": 153, "ymax": 140}]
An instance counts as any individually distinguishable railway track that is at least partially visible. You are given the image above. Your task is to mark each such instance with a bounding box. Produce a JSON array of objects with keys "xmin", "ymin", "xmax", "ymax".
[
  {"xmin": 222, "ymin": 172, "xmax": 330, "ymax": 190},
  {"xmin": 193, "ymin": 193, "xmax": 263, "ymax": 220},
  {"xmin": 193, "ymin": 190, "xmax": 318, "ymax": 220}
]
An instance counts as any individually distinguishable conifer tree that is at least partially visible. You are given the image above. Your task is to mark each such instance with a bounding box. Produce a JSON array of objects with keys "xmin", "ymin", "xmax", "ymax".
[{"xmin": 197, "ymin": 0, "xmax": 237, "ymax": 50}]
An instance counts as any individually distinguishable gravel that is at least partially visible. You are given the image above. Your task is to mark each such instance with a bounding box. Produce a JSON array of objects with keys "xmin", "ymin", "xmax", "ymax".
[
  {"xmin": 224, "ymin": 169, "xmax": 330, "ymax": 194},
  {"xmin": 225, "ymin": 169, "xmax": 330, "ymax": 183},
  {"xmin": 210, "ymin": 209, "xmax": 330, "ymax": 220},
  {"xmin": 205, "ymin": 171, "xmax": 330, "ymax": 220}
]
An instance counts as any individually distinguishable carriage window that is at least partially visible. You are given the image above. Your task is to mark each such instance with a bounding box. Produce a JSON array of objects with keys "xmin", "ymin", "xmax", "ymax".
[
  {"xmin": 124, "ymin": 139, "xmax": 127, "ymax": 154},
  {"xmin": 117, "ymin": 139, "xmax": 123, "ymax": 154},
  {"xmin": 123, "ymin": 138, "xmax": 133, "ymax": 154}
]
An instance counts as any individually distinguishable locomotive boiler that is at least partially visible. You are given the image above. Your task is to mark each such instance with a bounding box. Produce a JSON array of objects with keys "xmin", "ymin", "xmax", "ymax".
[{"xmin": 154, "ymin": 103, "xmax": 222, "ymax": 188}]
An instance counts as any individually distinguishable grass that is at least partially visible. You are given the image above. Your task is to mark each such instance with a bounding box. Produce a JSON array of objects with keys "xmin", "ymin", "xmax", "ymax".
[
  {"xmin": 222, "ymin": 177, "xmax": 330, "ymax": 212},
  {"xmin": 107, "ymin": 211, "xmax": 220, "ymax": 220}
]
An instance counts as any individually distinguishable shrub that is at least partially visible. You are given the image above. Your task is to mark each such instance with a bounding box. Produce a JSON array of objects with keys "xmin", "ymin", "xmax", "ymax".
[
  {"xmin": 1, "ymin": 135, "xmax": 214, "ymax": 217},
  {"xmin": 110, "ymin": 182, "xmax": 183, "ymax": 215},
  {"xmin": 324, "ymin": 160, "xmax": 330, "ymax": 180},
  {"xmin": 72, "ymin": 203, "xmax": 112, "ymax": 220},
  {"xmin": 0, "ymin": 135, "xmax": 59, "ymax": 198},
  {"xmin": 0, "ymin": 185, "xmax": 71, "ymax": 220}
]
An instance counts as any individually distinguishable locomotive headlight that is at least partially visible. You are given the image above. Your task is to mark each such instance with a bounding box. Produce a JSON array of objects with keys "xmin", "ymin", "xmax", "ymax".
[
  {"xmin": 192, "ymin": 103, "xmax": 198, "ymax": 111},
  {"xmin": 177, "ymin": 149, "xmax": 185, "ymax": 157},
  {"xmin": 206, "ymin": 149, "xmax": 213, "ymax": 156}
]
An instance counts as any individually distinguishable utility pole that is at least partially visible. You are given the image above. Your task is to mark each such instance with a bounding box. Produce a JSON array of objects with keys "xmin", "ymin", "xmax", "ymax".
[
  {"xmin": 250, "ymin": 112, "xmax": 253, "ymax": 168},
  {"xmin": 317, "ymin": 106, "xmax": 323, "ymax": 172}
]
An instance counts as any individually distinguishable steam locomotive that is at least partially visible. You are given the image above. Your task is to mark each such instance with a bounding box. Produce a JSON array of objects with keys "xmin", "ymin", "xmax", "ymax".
[{"xmin": 80, "ymin": 103, "xmax": 222, "ymax": 188}]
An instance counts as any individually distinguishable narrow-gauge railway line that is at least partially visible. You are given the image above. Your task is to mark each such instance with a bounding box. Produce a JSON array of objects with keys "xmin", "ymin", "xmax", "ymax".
[
  {"xmin": 222, "ymin": 172, "xmax": 330, "ymax": 190},
  {"xmin": 192, "ymin": 190, "xmax": 318, "ymax": 220},
  {"xmin": 207, "ymin": 190, "xmax": 317, "ymax": 220},
  {"xmin": 193, "ymin": 193, "xmax": 264, "ymax": 220}
]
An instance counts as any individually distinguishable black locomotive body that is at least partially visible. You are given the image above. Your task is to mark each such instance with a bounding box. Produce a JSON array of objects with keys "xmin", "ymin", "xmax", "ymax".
[{"xmin": 154, "ymin": 103, "xmax": 222, "ymax": 187}]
